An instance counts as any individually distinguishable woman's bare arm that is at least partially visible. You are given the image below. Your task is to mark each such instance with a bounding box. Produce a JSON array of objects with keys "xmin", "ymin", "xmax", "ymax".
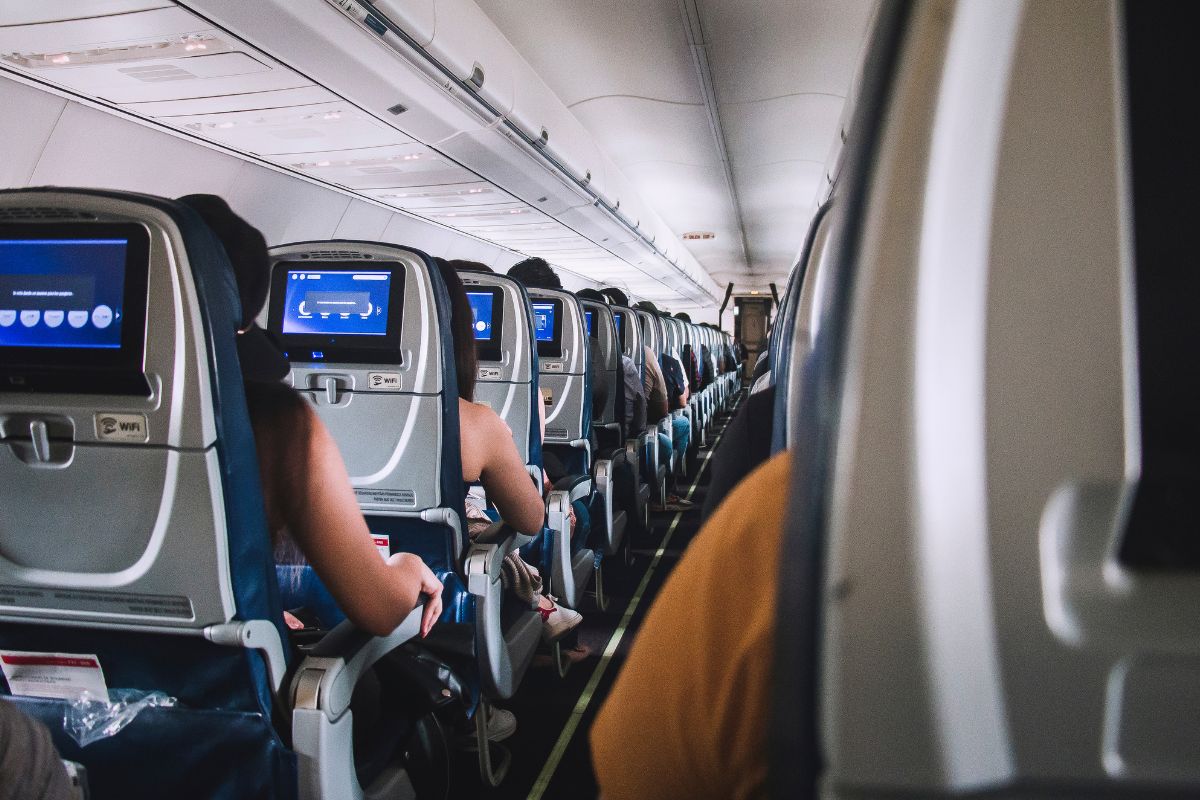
[
  {"xmin": 475, "ymin": 407, "xmax": 545, "ymax": 535},
  {"xmin": 283, "ymin": 408, "xmax": 442, "ymax": 637}
]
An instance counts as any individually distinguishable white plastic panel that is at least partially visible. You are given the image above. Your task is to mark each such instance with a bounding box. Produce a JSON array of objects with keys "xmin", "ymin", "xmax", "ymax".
[
  {"xmin": 358, "ymin": 180, "xmax": 506, "ymax": 211},
  {"xmin": 30, "ymin": 101, "xmax": 243, "ymax": 197},
  {"xmin": 164, "ymin": 101, "xmax": 411, "ymax": 156},
  {"xmin": 0, "ymin": 0, "xmax": 171, "ymax": 26},
  {"xmin": 421, "ymin": 202, "xmax": 537, "ymax": 229},
  {"xmin": 426, "ymin": 0, "xmax": 516, "ymax": 115},
  {"xmin": 372, "ymin": 0, "xmax": 437, "ymax": 47},
  {"xmin": 0, "ymin": 8, "xmax": 309, "ymax": 104},
  {"xmin": 223, "ymin": 164, "xmax": 350, "ymax": 244},
  {"xmin": 284, "ymin": 146, "xmax": 472, "ymax": 191},
  {"xmin": 436, "ymin": 128, "xmax": 591, "ymax": 216},
  {"xmin": 273, "ymin": 144, "xmax": 472, "ymax": 190},
  {"xmin": 0, "ymin": 76, "xmax": 67, "ymax": 188},
  {"xmin": 333, "ymin": 199, "xmax": 393, "ymax": 240},
  {"xmin": 122, "ymin": 85, "xmax": 334, "ymax": 117},
  {"xmin": 506, "ymin": 52, "xmax": 603, "ymax": 187}
]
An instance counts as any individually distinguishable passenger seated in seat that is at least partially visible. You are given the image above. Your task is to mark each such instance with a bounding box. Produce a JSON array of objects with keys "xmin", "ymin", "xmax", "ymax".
[
  {"xmin": 178, "ymin": 195, "xmax": 443, "ymax": 639},
  {"xmin": 0, "ymin": 698, "xmax": 73, "ymax": 800},
  {"xmin": 505, "ymin": 257, "xmax": 594, "ymax": 538},
  {"xmin": 634, "ymin": 302, "xmax": 693, "ymax": 510},
  {"xmin": 431, "ymin": 257, "xmax": 583, "ymax": 643},
  {"xmin": 590, "ymin": 452, "xmax": 790, "ymax": 800},
  {"xmin": 578, "ymin": 288, "xmax": 646, "ymax": 434}
]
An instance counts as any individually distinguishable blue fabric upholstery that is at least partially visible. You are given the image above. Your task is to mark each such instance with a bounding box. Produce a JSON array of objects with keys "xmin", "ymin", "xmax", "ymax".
[
  {"xmin": 0, "ymin": 188, "xmax": 294, "ymax": 797},
  {"xmin": 416, "ymin": 249, "xmax": 469, "ymax": 560}
]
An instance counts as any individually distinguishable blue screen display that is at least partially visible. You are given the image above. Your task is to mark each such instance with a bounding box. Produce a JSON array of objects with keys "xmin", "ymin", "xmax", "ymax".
[
  {"xmin": 532, "ymin": 302, "xmax": 555, "ymax": 343},
  {"xmin": 467, "ymin": 291, "xmax": 494, "ymax": 341},
  {"xmin": 585, "ymin": 310, "xmax": 594, "ymax": 337},
  {"xmin": 613, "ymin": 311, "xmax": 624, "ymax": 348},
  {"xmin": 0, "ymin": 239, "xmax": 128, "ymax": 349},
  {"xmin": 282, "ymin": 270, "xmax": 390, "ymax": 336}
]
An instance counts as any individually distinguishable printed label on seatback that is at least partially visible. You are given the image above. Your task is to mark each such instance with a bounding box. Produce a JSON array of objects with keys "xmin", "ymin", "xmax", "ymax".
[
  {"xmin": 354, "ymin": 488, "xmax": 416, "ymax": 506},
  {"xmin": 367, "ymin": 372, "xmax": 402, "ymax": 390},
  {"xmin": 477, "ymin": 366, "xmax": 501, "ymax": 380},
  {"xmin": 0, "ymin": 650, "xmax": 108, "ymax": 700},
  {"xmin": 542, "ymin": 362, "xmax": 564, "ymax": 372},
  {"xmin": 94, "ymin": 413, "xmax": 148, "ymax": 442}
]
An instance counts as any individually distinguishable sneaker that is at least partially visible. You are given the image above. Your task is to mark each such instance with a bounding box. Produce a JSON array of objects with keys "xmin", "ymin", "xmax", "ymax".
[
  {"xmin": 456, "ymin": 707, "xmax": 517, "ymax": 749},
  {"xmin": 541, "ymin": 600, "xmax": 583, "ymax": 643},
  {"xmin": 652, "ymin": 494, "xmax": 695, "ymax": 512},
  {"xmin": 484, "ymin": 707, "xmax": 517, "ymax": 742}
]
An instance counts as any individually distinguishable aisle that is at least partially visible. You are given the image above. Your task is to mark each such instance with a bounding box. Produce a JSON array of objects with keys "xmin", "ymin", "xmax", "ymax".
[{"xmin": 447, "ymin": 398, "xmax": 742, "ymax": 800}]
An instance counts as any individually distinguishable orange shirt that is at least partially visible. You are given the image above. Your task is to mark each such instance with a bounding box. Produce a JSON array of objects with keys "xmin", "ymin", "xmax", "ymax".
[{"xmin": 590, "ymin": 451, "xmax": 789, "ymax": 800}]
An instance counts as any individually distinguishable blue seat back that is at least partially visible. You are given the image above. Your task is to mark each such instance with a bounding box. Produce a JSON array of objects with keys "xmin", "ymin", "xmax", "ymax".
[
  {"xmin": 0, "ymin": 188, "xmax": 294, "ymax": 798},
  {"xmin": 460, "ymin": 271, "xmax": 542, "ymax": 474},
  {"xmin": 265, "ymin": 242, "xmax": 466, "ymax": 580},
  {"xmin": 530, "ymin": 287, "xmax": 592, "ymax": 475}
]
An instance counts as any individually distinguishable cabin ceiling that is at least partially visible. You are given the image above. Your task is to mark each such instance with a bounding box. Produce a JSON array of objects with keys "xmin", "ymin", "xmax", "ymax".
[
  {"xmin": 477, "ymin": 0, "xmax": 874, "ymax": 292},
  {"xmin": 0, "ymin": 0, "xmax": 872, "ymax": 308}
]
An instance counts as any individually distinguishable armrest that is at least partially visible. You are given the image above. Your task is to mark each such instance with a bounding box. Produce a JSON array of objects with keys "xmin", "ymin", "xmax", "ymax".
[
  {"xmin": 553, "ymin": 473, "xmax": 593, "ymax": 503},
  {"xmin": 463, "ymin": 525, "xmax": 529, "ymax": 597},
  {"xmin": 473, "ymin": 520, "xmax": 536, "ymax": 549},
  {"xmin": 290, "ymin": 604, "xmax": 424, "ymax": 722}
]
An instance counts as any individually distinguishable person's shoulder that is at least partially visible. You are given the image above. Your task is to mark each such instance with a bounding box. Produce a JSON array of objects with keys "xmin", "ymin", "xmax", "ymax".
[
  {"xmin": 459, "ymin": 398, "xmax": 511, "ymax": 438},
  {"xmin": 701, "ymin": 451, "xmax": 792, "ymax": 551}
]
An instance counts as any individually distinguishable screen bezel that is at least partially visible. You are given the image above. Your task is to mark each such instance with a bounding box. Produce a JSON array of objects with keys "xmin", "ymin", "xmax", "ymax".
[
  {"xmin": 268, "ymin": 261, "xmax": 407, "ymax": 366},
  {"xmin": 465, "ymin": 285, "xmax": 505, "ymax": 362},
  {"xmin": 530, "ymin": 296, "xmax": 564, "ymax": 359},
  {"xmin": 613, "ymin": 310, "xmax": 626, "ymax": 352},
  {"xmin": 0, "ymin": 222, "xmax": 151, "ymax": 396}
]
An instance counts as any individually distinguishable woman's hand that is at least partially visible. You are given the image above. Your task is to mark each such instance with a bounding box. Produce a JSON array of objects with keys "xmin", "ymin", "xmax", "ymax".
[
  {"xmin": 389, "ymin": 553, "xmax": 444, "ymax": 638},
  {"xmin": 417, "ymin": 560, "xmax": 443, "ymax": 638}
]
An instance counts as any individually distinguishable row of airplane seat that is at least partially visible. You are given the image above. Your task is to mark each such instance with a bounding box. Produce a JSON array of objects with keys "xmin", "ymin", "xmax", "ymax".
[{"xmin": 0, "ymin": 186, "xmax": 741, "ymax": 799}]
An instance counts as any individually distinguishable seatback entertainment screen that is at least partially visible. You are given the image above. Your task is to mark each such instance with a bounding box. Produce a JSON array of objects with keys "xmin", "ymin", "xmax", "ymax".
[
  {"xmin": 532, "ymin": 301, "xmax": 555, "ymax": 343},
  {"xmin": 613, "ymin": 311, "xmax": 625, "ymax": 351},
  {"xmin": 530, "ymin": 297, "xmax": 564, "ymax": 359},
  {"xmin": 584, "ymin": 310, "xmax": 594, "ymax": 338},
  {"xmin": 0, "ymin": 239, "xmax": 127, "ymax": 349},
  {"xmin": 281, "ymin": 269, "xmax": 391, "ymax": 336},
  {"xmin": 269, "ymin": 262, "xmax": 406, "ymax": 365},
  {"xmin": 465, "ymin": 286, "xmax": 504, "ymax": 362},
  {"xmin": 0, "ymin": 223, "xmax": 151, "ymax": 395},
  {"xmin": 467, "ymin": 291, "xmax": 494, "ymax": 341}
]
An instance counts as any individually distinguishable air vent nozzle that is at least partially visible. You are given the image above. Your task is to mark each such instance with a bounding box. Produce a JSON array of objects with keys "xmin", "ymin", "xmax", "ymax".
[
  {"xmin": 0, "ymin": 207, "xmax": 98, "ymax": 222},
  {"xmin": 300, "ymin": 250, "xmax": 375, "ymax": 260}
]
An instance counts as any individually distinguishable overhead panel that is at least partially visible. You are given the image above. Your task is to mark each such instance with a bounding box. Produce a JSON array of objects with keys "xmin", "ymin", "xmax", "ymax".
[
  {"xmin": 0, "ymin": 8, "xmax": 308, "ymax": 104},
  {"xmin": 359, "ymin": 180, "xmax": 506, "ymax": 211},
  {"xmin": 165, "ymin": 101, "xmax": 410, "ymax": 155}
]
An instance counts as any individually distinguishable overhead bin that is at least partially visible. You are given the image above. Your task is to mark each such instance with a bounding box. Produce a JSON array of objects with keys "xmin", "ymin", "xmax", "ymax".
[
  {"xmin": 423, "ymin": 0, "xmax": 517, "ymax": 117},
  {"xmin": 505, "ymin": 53, "xmax": 606, "ymax": 194},
  {"xmin": 370, "ymin": 0, "xmax": 436, "ymax": 47},
  {"xmin": 436, "ymin": 128, "xmax": 593, "ymax": 216}
]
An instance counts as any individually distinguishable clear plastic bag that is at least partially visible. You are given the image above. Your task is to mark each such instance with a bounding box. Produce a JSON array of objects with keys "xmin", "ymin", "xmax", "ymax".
[{"xmin": 63, "ymin": 689, "xmax": 177, "ymax": 747}]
